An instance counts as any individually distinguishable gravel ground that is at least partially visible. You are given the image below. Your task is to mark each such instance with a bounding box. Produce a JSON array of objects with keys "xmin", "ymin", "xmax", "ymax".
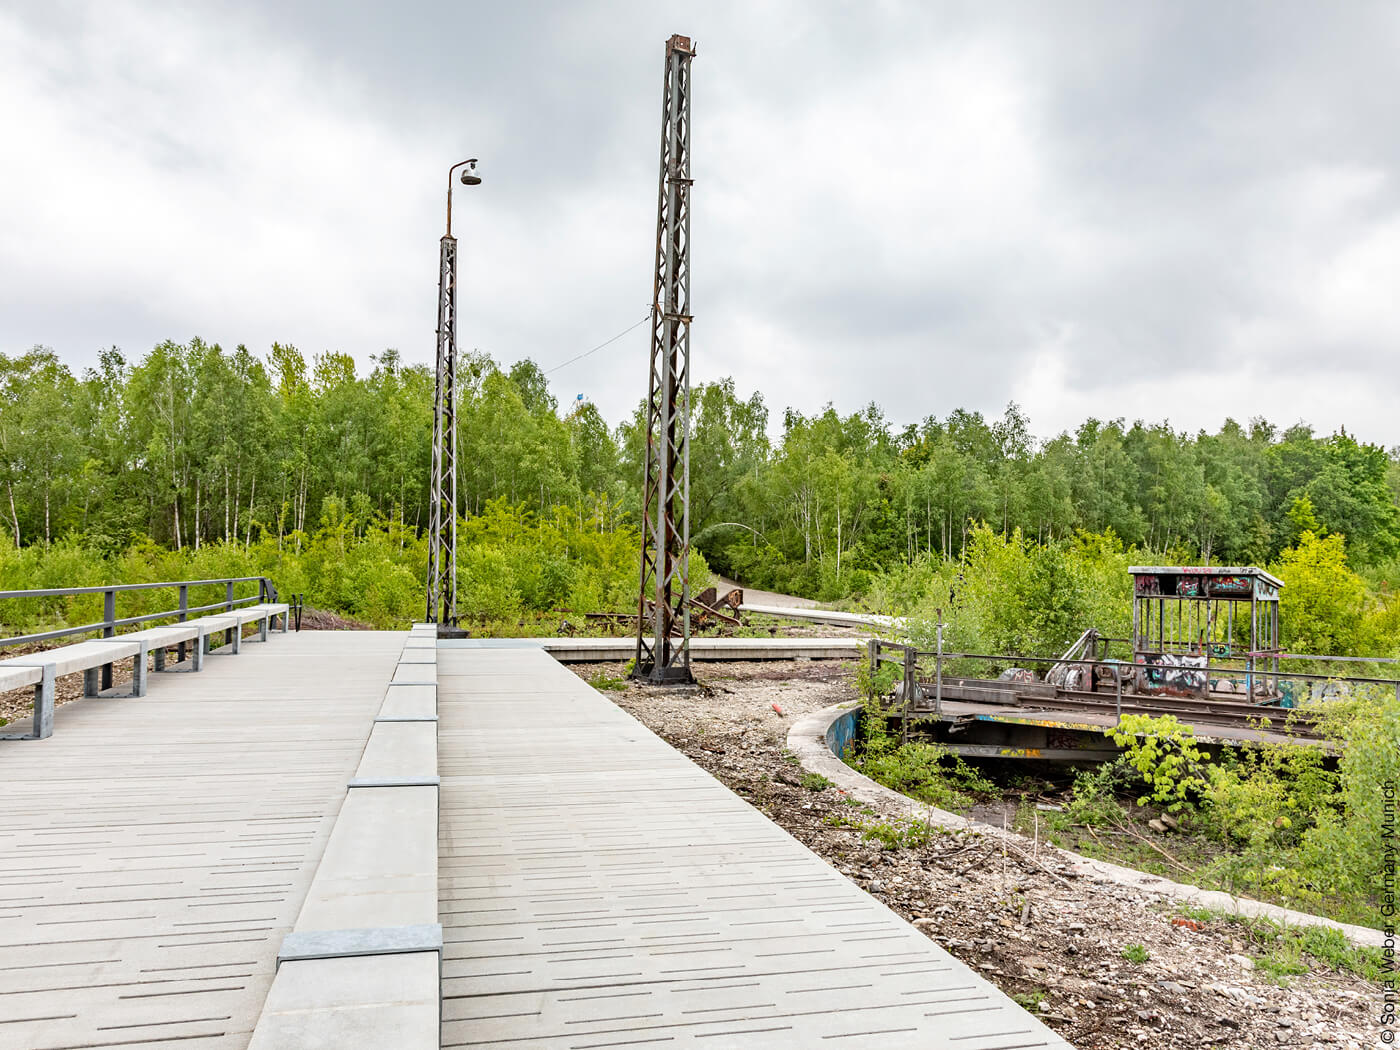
[{"xmin": 575, "ymin": 659, "xmax": 1381, "ymax": 1050}]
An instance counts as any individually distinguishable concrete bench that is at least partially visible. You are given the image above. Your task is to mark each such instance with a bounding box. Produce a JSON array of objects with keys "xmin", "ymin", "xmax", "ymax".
[
  {"xmin": 0, "ymin": 664, "xmax": 52, "ymax": 740},
  {"xmin": 0, "ymin": 640, "xmax": 140, "ymax": 739},
  {"xmin": 190, "ymin": 613, "xmax": 243, "ymax": 654},
  {"xmin": 246, "ymin": 602, "xmax": 291, "ymax": 635},
  {"xmin": 101, "ymin": 623, "xmax": 208, "ymax": 678}
]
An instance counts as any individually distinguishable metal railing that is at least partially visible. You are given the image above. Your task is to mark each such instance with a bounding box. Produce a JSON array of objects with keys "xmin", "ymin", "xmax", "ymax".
[
  {"xmin": 868, "ymin": 638, "xmax": 1126, "ymax": 734},
  {"xmin": 864, "ymin": 633, "xmax": 1399, "ymax": 743},
  {"xmin": 0, "ymin": 576, "xmax": 279, "ymax": 651}
]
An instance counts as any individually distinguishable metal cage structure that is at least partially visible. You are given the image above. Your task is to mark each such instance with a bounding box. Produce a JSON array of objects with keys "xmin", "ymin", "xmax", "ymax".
[{"xmin": 1130, "ymin": 565, "xmax": 1283, "ymax": 699}]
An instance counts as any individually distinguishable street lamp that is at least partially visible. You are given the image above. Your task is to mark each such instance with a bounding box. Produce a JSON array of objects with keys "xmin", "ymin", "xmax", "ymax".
[{"xmin": 427, "ymin": 157, "xmax": 482, "ymax": 629}]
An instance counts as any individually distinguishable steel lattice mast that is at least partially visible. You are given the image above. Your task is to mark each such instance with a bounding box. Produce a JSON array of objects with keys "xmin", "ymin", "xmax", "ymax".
[
  {"xmin": 634, "ymin": 34, "xmax": 696, "ymax": 684},
  {"xmin": 426, "ymin": 233, "xmax": 458, "ymax": 625},
  {"xmin": 427, "ymin": 159, "xmax": 479, "ymax": 627}
]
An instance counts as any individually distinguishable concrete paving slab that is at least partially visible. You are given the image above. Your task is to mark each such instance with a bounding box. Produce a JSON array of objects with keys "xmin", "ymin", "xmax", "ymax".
[
  {"xmin": 354, "ymin": 720, "xmax": 438, "ymax": 781},
  {"xmin": 393, "ymin": 663, "xmax": 437, "ymax": 685},
  {"xmin": 294, "ymin": 785, "xmax": 438, "ymax": 932},
  {"xmin": 247, "ymin": 952, "xmax": 439, "ymax": 1050},
  {"xmin": 380, "ymin": 684, "xmax": 437, "ymax": 720}
]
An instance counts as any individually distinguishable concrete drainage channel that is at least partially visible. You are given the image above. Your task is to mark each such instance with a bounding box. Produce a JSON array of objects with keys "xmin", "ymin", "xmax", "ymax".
[
  {"xmin": 787, "ymin": 701, "xmax": 1384, "ymax": 950},
  {"xmin": 247, "ymin": 622, "xmax": 442, "ymax": 1047}
]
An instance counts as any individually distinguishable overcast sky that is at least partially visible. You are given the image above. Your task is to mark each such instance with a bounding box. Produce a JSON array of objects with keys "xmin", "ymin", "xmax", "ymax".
[{"xmin": 4, "ymin": 1, "xmax": 1398, "ymax": 443}]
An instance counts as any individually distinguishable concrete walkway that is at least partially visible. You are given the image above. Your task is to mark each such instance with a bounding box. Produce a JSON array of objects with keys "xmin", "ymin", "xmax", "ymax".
[
  {"xmin": 0, "ymin": 631, "xmax": 405, "ymax": 1050},
  {"xmin": 438, "ymin": 645, "xmax": 1071, "ymax": 1049}
]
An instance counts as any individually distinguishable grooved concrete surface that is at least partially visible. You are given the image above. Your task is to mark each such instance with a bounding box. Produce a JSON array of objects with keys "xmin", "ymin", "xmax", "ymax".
[
  {"xmin": 0, "ymin": 631, "xmax": 404, "ymax": 1050},
  {"xmin": 438, "ymin": 647, "xmax": 1073, "ymax": 1050}
]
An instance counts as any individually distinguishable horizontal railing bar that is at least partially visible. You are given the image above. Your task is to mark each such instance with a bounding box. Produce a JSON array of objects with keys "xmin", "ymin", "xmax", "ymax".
[
  {"xmin": 0, "ymin": 596, "xmax": 263, "ymax": 650},
  {"xmin": 1246, "ymin": 651, "xmax": 1400, "ymax": 664},
  {"xmin": 0, "ymin": 621, "xmax": 108, "ymax": 647},
  {"xmin": 875, "ymin": 640, "xmax": 1400, "ymax": 689},
  {"xmin": 0, "ymin": 577, "xmax": 264, "ymax": 600},
  {"xmin": 0, "ymin": 576, "xmax": 274, "ymax": 652}
]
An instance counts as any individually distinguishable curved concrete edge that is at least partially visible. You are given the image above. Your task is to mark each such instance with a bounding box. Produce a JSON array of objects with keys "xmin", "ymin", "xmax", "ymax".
[{"xmin": 788, "ymin": 701, "xmax": 1385, "ymax": 949}]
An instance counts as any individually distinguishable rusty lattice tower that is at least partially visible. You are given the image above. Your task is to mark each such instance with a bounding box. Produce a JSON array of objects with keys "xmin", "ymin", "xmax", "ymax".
[{"xmin": 634, "ymin": 34, "xmax": 696, "ymax": 684}]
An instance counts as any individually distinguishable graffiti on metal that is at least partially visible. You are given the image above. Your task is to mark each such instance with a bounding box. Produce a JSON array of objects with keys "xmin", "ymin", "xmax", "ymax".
[
  {"xmin": 1205, "ymin": 575, "xmax": 1252, "ymax": 599},
  {"xmin": 1136, "ymin": 652, "xmax": 1208, "ymax": 697},
  {"xmin": 1130, "ymin": 566, "xmax": 1283, "ymax": 603},
  {"xmin": 997, "ymin": 667, "xmax": 1036, "ymax": 684}
]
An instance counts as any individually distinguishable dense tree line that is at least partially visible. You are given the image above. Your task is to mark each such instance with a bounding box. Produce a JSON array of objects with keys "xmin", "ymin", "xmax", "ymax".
[{"xmin": 2, "ymin": 340, "xmax": 1398, "ymax": 605}]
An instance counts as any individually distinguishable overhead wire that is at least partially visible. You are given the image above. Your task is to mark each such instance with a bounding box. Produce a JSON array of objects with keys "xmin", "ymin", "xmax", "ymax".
[{"xmin": 542, "ymin": 312, "xmax": 652, "ymax": 375}]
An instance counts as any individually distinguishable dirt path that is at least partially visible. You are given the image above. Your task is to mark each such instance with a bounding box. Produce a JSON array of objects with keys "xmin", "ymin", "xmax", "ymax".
[
  {"xmin": 575, "ymin": 660, "xmax": 1379, "ymax": 1050},
  {"xmin": 713, "ymin": 574, "xmax": 818, "ymax": 609}
]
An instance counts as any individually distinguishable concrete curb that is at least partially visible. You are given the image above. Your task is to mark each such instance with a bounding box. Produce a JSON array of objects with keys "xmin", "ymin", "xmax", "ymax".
[
  {"xmin": 787, "ymin": 701, "xmax": 1384, "ymax": 949},
  {"xmin": 247, "ymin": 627, "xmax": 442, "ymax": 1049}
]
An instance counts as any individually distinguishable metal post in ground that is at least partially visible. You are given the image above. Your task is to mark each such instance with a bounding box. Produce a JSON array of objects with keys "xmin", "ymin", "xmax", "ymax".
[
  {"xmin": 901, "ymin": 646, "xmax": 914, "ymax": 745},
  {"xmin": 866, "ymin": 638, "xmax": 878, "ymax": 699},
  {"xmin": 935, "ymin": 609, "xmax": 944, "ymax": 718},
  {"xmin": 1115, "ymin": 666, "xmax": 1123, "ymax": 729}
]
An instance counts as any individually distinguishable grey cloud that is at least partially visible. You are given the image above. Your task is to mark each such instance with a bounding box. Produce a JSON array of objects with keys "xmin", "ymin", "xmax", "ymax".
[{"xmin": 3, "ymin": 0, "xmax": 1398, "ymax": 444}]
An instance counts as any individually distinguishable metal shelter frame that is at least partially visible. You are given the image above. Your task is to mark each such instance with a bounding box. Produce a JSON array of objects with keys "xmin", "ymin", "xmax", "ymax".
[{"xmin": 1130, "ymin": 565, "xmax": 1283, "ymax": 699}]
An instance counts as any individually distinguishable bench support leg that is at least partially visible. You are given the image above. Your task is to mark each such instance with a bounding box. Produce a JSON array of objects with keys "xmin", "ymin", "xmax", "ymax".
[
  {"xmin": 131, "ymin": 646, "xmax": 148, "ymax": 697},
  {"xmin": 259, "ymin": 615, "xmax": 269, "ymax": 643},
  {"xmin": 196, "ymin": 629, "xmax": 208, "ymax": 669},
  {"xmin": 154, "ymin": 647, "xmax": 166, "ymax": 672},
  {"xmin": 84, "ymin": 667, "xmax": 101, "ymax": 698},
  {"xmin": 33, "ymin": 666, "xmax": 55, "ymax": 739}
]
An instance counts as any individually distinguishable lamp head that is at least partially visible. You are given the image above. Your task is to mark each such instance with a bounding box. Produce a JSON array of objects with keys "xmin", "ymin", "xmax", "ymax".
[{"xmin": 459, "ymin": 159, "xmax": 481, "ymax": 186}]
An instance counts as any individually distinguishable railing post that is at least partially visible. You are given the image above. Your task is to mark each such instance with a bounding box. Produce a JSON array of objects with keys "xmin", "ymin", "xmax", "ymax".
[
  {"xmin": 935, "ymin": 609, "xmax": 944, "ymax": 718},
  {"xmin": 224, "ymin": 580, "xmax": 236, "ymax": 649},
  {"xmin": 1115, "ymin": 666, "xmax": 1123, "ymax": 730},
  {"xmin": 901, "ymin": 646, "xmax": 913, "ymax": 745},
  {"xmin": 101, "ymin": 588, "xmax": 116, "ymax": 690},
  {"xmin": 176, "ymin": 584, "xmax": 189, "ymax": 664},
  {"xmin": 866, "ymin": 638, "xmax": 878, "ymax": 699}
]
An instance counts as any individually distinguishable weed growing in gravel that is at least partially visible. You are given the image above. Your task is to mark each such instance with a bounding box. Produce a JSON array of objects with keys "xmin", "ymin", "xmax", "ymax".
[
  {"xmin": 1120, "ymin": 943, "xmax": 1150, "ymax": 964},
  {"xmin": 822, "ymin": 811, "xmax": 862, "ymax": 829},
  {"xmin": 1173, "ymin": 902, "xmax": 1216, "ymax": 924},
  {"xmin": 1167, "ymin": 906, "xmax": 1384, "ymax": 984},
  {"xmin": 860, "ymin": 812, "xmax": 935, "ymax": 850},
  {"xmin": 587, "ymin": 670, "xmax": 628, "ymax": 691},
  {"xmin": 846, "ymin": 702, "xmax": 999, "ymax": 813},
  {"xmin": 800, "ymin": 773, "xmax": 834, "ymax": 792},
  {"xmin": 1011, "ymin": 990, "xmax": 1047, "ymax": 1012}
]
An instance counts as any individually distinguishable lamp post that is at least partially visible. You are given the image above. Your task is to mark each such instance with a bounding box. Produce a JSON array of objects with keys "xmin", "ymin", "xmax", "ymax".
[{"xmin": 427, "ymin": 158, "xmax": 481, "ymax": 627}]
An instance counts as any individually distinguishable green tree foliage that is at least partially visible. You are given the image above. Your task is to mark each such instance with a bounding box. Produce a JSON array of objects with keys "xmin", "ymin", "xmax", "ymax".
[
  {"xmin": 1274, "ymin": 531, "xmax": 1371, "ymax": 654},
  {"xmin": 4, "ymin": 340, "xmax": 1400, "ymax": 651}
]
